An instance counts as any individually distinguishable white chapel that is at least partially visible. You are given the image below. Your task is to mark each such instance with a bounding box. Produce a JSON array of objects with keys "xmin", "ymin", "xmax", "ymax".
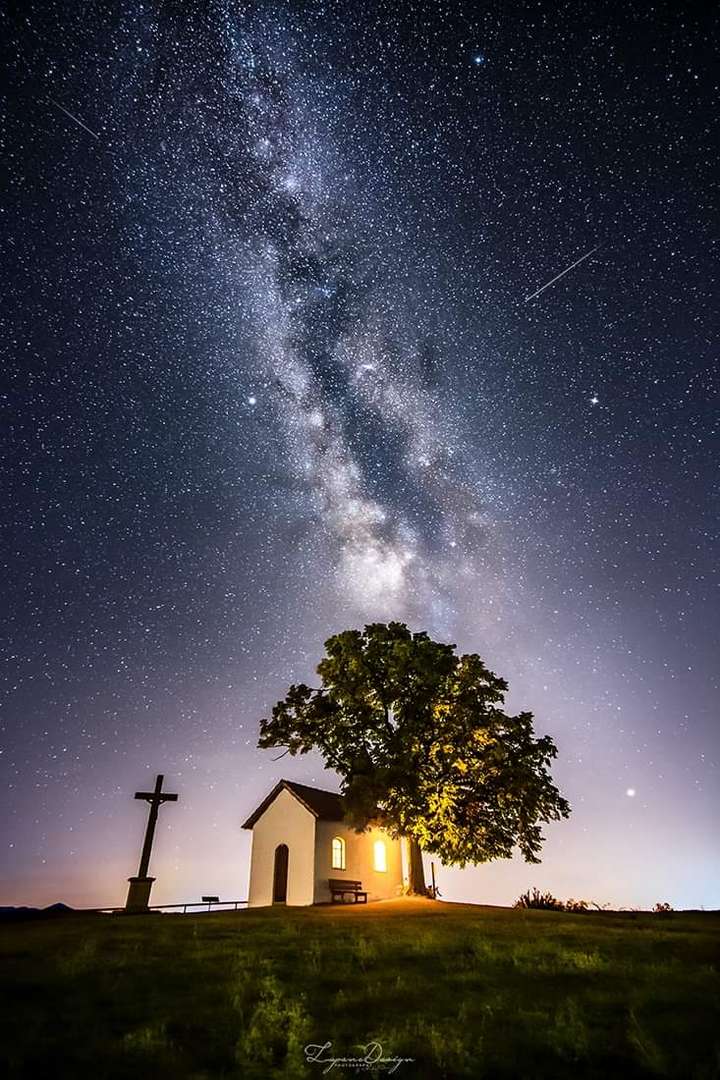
[{"xmin": 242, "ymin": 779, "xmax": 407, "ymax": 906}]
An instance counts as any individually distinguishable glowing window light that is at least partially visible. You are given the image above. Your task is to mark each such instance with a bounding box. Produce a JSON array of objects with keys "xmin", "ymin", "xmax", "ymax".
[
  {"xmin": 373, "ymin": 840, "xmax": 387, "ymax": 873},
  {"xmin": 331, "ymin": 836, "xmax": 346, "ymax": 870}
]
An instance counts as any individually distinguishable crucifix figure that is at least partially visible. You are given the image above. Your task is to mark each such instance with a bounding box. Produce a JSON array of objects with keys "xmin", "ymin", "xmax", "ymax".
[{"xmin": 125, "ymin": 774, "xmax": 178, "ymax": 912}]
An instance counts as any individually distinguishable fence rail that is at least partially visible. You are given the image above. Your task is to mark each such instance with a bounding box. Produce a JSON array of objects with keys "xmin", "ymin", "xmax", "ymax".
[{"xmin": 87, "ymin": 899, "xmax": 248, "ymax": 915}]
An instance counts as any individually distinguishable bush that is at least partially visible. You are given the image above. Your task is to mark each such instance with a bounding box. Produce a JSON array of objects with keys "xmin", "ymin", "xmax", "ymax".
[
  {"xmin": 515, "ymin": 887, "xmax": 565, "ymax": 912},
  {"xmin": 515, "ymin": 891, "xmax": 601, "ymax": 913},
  {"xmin": 653, "ymin": 902, "xmax": 673, "ymax": 914}
]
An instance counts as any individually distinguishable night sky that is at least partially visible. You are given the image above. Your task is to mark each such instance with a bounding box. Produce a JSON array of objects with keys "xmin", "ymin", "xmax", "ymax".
[{"xmin": 2, "ymin": 1, "xmax": 718, "ymax": 911}]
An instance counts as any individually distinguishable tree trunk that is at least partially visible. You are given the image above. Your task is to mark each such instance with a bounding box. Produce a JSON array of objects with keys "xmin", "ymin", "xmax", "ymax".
[{"xmin": 406, "ymin": 837, "xmax": 428, "ymax": 896}]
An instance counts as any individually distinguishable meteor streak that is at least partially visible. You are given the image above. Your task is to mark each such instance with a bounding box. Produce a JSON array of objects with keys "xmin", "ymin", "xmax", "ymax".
[
  {"xmin": 49, "ymin": 98, "xmax": 99, "ymax": 140},
  {"xmin": 525, "ymin": 244, "xmax": 601, "ymax": 302}
]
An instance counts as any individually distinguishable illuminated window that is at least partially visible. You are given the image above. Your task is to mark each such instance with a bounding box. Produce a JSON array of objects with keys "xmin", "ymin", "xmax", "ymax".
[
  {"xmin": 331, "ymin": 836, "xmax": 346, "ymax": 870},
  {"xmin": 373, "ymin": 840, "xmax": 387, "ymax": 873}
]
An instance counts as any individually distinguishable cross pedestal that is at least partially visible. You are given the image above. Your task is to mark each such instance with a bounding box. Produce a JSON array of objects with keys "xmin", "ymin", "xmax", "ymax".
[
  {"xmin": 126, "ymin": 876, "xmax": 156, "ymax": 911},
  {"xmin": 124, "ymin": 774, "xmax": 178, "ymax": 912}
]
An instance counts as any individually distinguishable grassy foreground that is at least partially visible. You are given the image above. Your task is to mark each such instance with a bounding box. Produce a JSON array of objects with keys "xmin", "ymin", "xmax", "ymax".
[{"xmin": 1, "ymin": 898, "xmax": 718, "ymax": 1079}]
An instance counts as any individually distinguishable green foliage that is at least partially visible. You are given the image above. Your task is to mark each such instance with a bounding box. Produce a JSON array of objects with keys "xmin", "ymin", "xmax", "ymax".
[
  {"xmin": 515, "ymin": 887, "xmax": 566, "ymax": 911},
  {"xmin": 627, "ymin": 1008, "xmax": 668, "ymax": 1074},
  {"xmin": 548, "ymin": 999, "xmax": 590, "ymax": 1062},
  {"xmin": 236, "ymin": 973, "xmax": 310, "ymax": 1079},
  {"xmin": 123, "ymin": 1023, "xmax": 170, "ymax": 1053},
  {"xmin": 259, "ymin": 622, "xmax": 571, "ymax": 867},
  {"xmin": 516, "ymin": 890, "xmax": 597, "ymax": 913},
  {"xmin": 516, "ymin": 892, "xmax": 683, "ymax": 919}
]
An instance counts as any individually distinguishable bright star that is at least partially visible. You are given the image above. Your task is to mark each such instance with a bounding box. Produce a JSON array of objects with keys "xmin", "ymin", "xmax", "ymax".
[
  {"xmin": 248, "ymin": 395, "xmax": 257, "ymax": 406},
  {"xmin": 626, "ymin": 788, "xmax": 636, "ymax": 797},
  {"xmin": 590, "ymin": 395, "xmax": 599, "ymax": 406},
  {"xmin": 473, "ymin": 53, "xmax": 486, "ymax": 66}
]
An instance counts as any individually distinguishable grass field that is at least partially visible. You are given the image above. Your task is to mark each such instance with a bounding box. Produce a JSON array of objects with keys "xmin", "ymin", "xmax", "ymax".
[{"xmin": 2, "ymin": 897, "xmax": 718, "ymax": 1079}]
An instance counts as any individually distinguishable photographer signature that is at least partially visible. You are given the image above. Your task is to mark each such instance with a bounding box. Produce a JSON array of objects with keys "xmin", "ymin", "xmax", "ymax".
[{"xmin": 305, "ymin": 1040, "xmax": 415, "ymax": 1074}]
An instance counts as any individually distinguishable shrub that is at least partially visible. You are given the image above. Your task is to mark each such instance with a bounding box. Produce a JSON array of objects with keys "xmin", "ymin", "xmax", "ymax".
[
  {"xmin": 515, "ymin": 889, "xmax": 613, "ymax": 913},
  {"xmin": 548, "ymin": 998, "xmax": 590, "ymax": 1061},
  {"xmin": 653, "ymin": 902, "xmax": 673, "ymax": 914},
  {"xmin": 515, "ymin": 887, "xmax": 565, "ymax": 912},
  {"xmin": 236, "ymin": 973, "xmax": 310, "ymax": 1077}
]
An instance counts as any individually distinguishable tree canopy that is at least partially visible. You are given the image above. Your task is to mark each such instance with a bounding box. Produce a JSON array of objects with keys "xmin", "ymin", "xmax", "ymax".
[{"xmin": 259, "ymin": 622, "xmax": 570, "ymax": 890}]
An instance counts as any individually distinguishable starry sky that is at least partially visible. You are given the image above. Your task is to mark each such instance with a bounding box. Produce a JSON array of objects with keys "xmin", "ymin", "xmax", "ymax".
[{"xmin": 2, "ymin": 1, "xmax": 718, "ymax": 911}]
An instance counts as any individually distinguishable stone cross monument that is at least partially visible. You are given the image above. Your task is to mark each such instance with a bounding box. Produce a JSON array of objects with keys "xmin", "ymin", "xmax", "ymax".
[{"xmin": 125, "ymin": 773, "xmax": 178, "ymax": 912}]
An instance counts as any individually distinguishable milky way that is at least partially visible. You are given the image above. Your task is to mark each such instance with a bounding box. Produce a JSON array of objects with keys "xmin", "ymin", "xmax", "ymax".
[{"xmin": 2, "ymin": 2, "xmax": 718, "ymax": 909}]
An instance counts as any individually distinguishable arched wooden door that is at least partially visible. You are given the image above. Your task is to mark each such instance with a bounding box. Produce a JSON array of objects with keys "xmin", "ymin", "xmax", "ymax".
[{"xmin": 273, "ymin": 843, "xmax": 289, "ymax": 903}]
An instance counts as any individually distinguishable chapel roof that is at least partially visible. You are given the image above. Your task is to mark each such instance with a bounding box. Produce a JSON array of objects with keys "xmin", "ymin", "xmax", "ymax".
[{"xmin": 241, "ymin": 779, "xmax": 345, "ymax": 829}]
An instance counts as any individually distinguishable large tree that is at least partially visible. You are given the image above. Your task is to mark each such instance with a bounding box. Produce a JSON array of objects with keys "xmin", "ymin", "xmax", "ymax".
[{"xmin": 259, "ymin": 622, "xmax": 571, "ymax": 894}]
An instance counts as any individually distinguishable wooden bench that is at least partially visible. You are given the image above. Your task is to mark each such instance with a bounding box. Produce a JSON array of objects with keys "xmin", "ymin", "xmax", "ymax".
[{"xmin": 328, "ymin": 878, "xmax": 368, "ymax": 904}]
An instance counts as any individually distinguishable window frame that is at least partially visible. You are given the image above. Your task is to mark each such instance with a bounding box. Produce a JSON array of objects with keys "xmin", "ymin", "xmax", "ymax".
[{"xmin": 331, "ymin": 835, "xmax": 346, "ymax": 871}]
